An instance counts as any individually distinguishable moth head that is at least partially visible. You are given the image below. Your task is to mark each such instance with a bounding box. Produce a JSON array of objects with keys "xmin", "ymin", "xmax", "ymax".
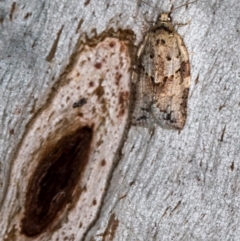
[
  {"xmin": 140, "ymin": 0, "xmax": 198, "ymax": 24},
  {"xmin": 159, "ymin": 13, "xmax": 172, "ymax": 22}
]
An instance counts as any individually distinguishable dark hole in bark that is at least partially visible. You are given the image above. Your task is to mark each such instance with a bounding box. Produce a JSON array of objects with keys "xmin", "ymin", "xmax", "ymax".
[{"xmin": 21, "ymin": 126, "xmax": 93, "ymax": 237}]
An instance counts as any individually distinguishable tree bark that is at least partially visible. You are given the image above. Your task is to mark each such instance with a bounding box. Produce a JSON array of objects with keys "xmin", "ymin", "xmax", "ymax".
[{"xmin": 1, "ymin": 0, "xmax": 240, "ymax": 240}]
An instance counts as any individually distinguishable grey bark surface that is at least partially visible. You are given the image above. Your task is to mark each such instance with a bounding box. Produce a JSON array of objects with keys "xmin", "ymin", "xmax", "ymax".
[{"xmin": 1, "ymin": 0, "xmax": 240, "ymax": 240}]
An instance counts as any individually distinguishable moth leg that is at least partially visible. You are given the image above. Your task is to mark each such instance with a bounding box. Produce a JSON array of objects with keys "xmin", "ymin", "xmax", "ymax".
[
  {"xmin": 173, "ymin": 20, "xmax": 191, "ymax": 28},
  {"xmin": 137, "ymin": 33, "xmax": 150, "ymax": 58},
  {"xmin": 131, "ymin": 65, "xmax": 139, "ymax": 84}
]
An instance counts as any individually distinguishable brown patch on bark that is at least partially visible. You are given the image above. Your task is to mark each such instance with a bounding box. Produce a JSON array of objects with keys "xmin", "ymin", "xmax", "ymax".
[
  {"xmin": 98, "ymin": 213, "xmax": 119, "ymax": 241},
  {"xmin": 24, "ymin": 12, "xmax": 32, "ymax": 19},
  {"xmin": 84, "ymin": 0, "xmax": 91, "ymax": 6},
  {"xmin": 100, "ymin": 159, "xmax": 106, "ymax": 166},
  {"xmin": 46, "ymin": 25, "xmax": 64, "ymax": 62},
  {"xmin": 118, "ymin": 91, "xmax": 129, "ymax": 117},
  {"xmin": 181, "ymin": 60, "xmax": 190, "ymax": 78},
  {"xmin": 94, "ymin": 62, "xmax": 102, "ymax": 69},
  {"xmin": 9, "ymin": 2, "xmax": 16, "ymax": 21},
  {"xmin": 76, "ymin": 19, "xmax": 84, "ymax": 33}
]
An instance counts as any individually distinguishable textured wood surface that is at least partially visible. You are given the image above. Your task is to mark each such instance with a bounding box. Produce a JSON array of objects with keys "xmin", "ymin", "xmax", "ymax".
[{"xmin": 1, "ymin": 0, "xmax": 240, "ymax": 240}]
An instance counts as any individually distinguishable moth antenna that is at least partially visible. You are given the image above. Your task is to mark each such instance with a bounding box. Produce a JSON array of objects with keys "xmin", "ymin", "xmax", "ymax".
[
  {"xmin": 170, "ymin": 0, "xmax": 199, "ymax": 13},
  {"xmin": 139, "ymin": 0, "xmax": 162, "ymax": 14},
  {"xmin": 139, "ymin": 0, "xmax": 198, "ymax": 18}
]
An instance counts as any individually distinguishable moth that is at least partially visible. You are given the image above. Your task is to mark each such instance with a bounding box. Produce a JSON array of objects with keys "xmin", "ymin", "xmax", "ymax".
[{"xmin": 132, "ymin": 1, "xmax": 196, "ymax": 130}]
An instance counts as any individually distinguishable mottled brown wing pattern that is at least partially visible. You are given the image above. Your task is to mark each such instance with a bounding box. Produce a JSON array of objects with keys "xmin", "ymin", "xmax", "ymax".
[{"xmin": 131, "ymin": 15, "xmax": 190, "ymax": 130}]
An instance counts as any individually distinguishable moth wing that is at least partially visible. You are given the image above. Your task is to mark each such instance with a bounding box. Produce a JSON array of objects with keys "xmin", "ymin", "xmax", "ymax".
[
  {"xmin": 131, "ymin": 31, "xmax": 156, "ymax": 127},
  {"xmin": 151, "ymin": 29, "xmax": 190, "ymax": 129},
  {"xmin": 132, "ymin": 26, "xmax": 190, "ymax": 130}
]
